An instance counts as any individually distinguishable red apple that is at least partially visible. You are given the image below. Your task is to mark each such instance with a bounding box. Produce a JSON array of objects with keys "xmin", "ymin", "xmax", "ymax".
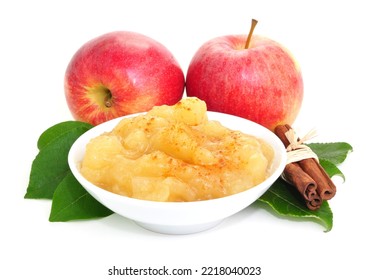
[
  {"xmin": 186, "ymin": 20, "xmax": 303, "ymax": 131},
  {"xmin": 65, "ymin": 31, "xmax": 185, "ymax": 125}
]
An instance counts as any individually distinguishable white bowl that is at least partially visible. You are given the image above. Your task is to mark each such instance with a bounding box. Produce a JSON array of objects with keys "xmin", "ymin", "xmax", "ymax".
[{"xmin": 68, "ymin": 112, "xmax": 286, "ymax": 234}]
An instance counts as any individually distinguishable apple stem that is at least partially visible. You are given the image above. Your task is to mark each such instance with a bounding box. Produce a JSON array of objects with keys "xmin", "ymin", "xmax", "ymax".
[
  {"xmin": 104, "ymin": 90, "xmax": 113, "ymax": 107},
  {"xmin": 244, "ymin": 19, "xmax": 258, "ymax": 49},
  {"xmin": 105, "ymin": 99, "xmax": 112, "ymax": 107}
]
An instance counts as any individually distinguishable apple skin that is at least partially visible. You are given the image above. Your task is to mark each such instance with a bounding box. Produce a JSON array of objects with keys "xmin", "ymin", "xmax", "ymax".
[
  {"xmin": 65, "ymin": 31, "xmax": 185, "ymax": 125},
  {"xmin": 186, "ymin": 34, "xmax": 303, "ymax": 131}
]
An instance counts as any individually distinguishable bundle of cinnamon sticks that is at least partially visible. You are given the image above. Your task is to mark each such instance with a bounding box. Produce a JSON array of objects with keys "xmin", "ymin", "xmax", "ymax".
[{"xmin": 274, "ymin": 124, "xmax": 336, "ymax": 210}]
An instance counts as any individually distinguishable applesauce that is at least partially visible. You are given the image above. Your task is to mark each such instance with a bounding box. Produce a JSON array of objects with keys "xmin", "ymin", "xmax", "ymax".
[{"xmin": 80, "ymin": 97, "xmax": 274, "ymax": 202}]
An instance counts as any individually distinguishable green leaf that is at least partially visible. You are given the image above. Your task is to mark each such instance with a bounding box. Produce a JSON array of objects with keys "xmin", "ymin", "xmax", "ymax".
[
  {"xmin": 27, "ymin": 120, "xmax": 112, "ymax": 222},
  {"xmin": 255, "ymin": 141, "xmax": 353, "ymax": 231},
  {"xmin": 25, "ymin": 121, "xmax": 92, "ymax": 199},
  {"xmin": 49, "ymin": 172, "xmax": 113, "ymax": 222},
  {"xmin": 319, "ymin": 159, "xmax": 345, "ymax": 181},
  {"xmin": 257, "ymin": 179, "xmax": 333, "ymax": 231},
  {"xmin": 307, "ymin": 142, "xmax": 353, "ymax": 165},
  {"xmin": 37, "ymin": 121, "xmax": 93, "ymax": 150}
]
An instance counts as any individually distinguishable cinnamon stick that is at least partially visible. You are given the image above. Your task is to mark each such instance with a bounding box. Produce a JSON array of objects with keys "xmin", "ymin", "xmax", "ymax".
[
  {"xmin": 275, "ymin": 124, "xmax": 336, "ymax": 209},
  {"xmin": 298, "ymin": 159, "xmax": 336, "ymax": 200},
  {"xmin": 283, "ymin": 163, "xmax": 321, "ymax": 210},
  {"xmin": 275, "ymin": 124, "xmax": 325, "ymax": 210}
]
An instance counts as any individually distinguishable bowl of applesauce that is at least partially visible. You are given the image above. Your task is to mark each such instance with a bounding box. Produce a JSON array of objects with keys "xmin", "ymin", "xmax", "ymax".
[{"xmin": 68, "ymin": 98, "xmax": 286, "ymax": 234}]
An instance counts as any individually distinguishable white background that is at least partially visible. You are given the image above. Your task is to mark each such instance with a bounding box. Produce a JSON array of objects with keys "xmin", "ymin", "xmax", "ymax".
[{"xmin": 1, "ymin": 0, "xmax": 366, "ymax": 279}]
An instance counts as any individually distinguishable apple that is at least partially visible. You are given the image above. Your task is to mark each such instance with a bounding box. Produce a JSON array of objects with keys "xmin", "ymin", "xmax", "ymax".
[
  {"xmin": 65, "ymin": 31, "xmax": 185, "ymax": 125},
  {"xmin": 186, "ymin": 20, "xmax": 303, "ymax": 131}
]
